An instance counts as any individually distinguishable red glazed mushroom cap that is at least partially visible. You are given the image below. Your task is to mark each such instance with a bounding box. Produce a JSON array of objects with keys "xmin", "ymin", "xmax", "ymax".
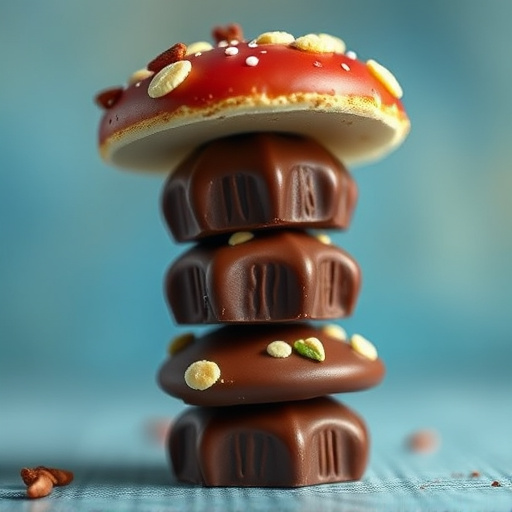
[{"xmin": 96, "ymin": 30, "xmax": 410, "ymax": 172}]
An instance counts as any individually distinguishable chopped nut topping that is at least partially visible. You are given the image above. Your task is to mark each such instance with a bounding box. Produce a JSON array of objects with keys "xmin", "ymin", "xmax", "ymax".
[
  {"xmin": 255, "ymin": 31, "xmax": 295, "ymax": 45},
  {"xmin": 228, "ymin": 231, "xmax": 254, "ymax": 246},
  {"xmin": 168, "ymin": 332, "xmax": 195, "ymax": 355},
  {"xmin": 245, "ymin": 56, "xmax": 259, "ymax": 67},
  {"xmin": 293, "ymin": 33, "xmax": 346, "ymax": 54},
  {"xmin": 266, "ymin": 340, "xmax": 292, "ymax": 358},
  {"xmin": 316, "ymin": 233, "xmax": 332, "ymax": 245},
  {"xmin": 147, "ymin": 43, "xmax": 187, "ymax": 73},
  {"xmin": 350, "ymin": 333, "xmax": 378, "ymax": 361},
  {"xmin": 213, "ymin": 24, "xmax": 244, "ymax": 45},
  {"xmin": 95, "ymin": 87, "xmax": 123, "ymax": 109},
  {"xmin": 367, "ymin": 59, "xmax": 403, "ymax": 99},
  {"xmin": 148, "ymin": 60, "xmax": 192, "ymax": 99},
  {"xmin": 317, "ymin": 33, "xmax": 346, "ymax": 53},
  {"xmin": 294, "ymin": 337, "xmax": 325, "ymax": 362},
  {"xmin": 128, "ymin": 68, "xmax": 154, "ymax": 85},
  {"xmin": 184, "ymin": 360, "xmax": 221, "ymax": 390},
  {"xmin": 322, "ymin": 324, "xmax": 348, "ymax": 342},
  {"xmin": 185, "ymin": 41, "xmax": 214, "ymax": 55}
]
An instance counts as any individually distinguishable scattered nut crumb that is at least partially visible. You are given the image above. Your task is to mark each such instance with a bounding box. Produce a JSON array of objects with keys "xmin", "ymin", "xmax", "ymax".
[
  {"xmin": 350, "ymin": 333, "xmax": 378, "ymax": 361},
  {"xmin": 184, "ymin": 360, "xmax": 221, "ymax": 390},
  {"xmin": 470, "ymin": 470, "xmax": 481, "ymax": 478},
  {"xmin": 228, "ymin": 231, "xmax": 254, "ymax": 246},
  {"xmin": 406, "ymin": 429, "xmax": 440, "ymax": 454},
  {"xmin": 266, "ymin": 340, "xmax": 292, "ymax": 358},
  {"xmin": 255, "ymin": 31, "xmax": 295, "ymax": 45},
  {"xmin": 168, "ymin": 332, "xmax": 195, "ymax": 355},
  {"xmin": 294, "ymin": 337, "xmax": 325, "ymax": 362},
  {"xmin": 366, "ymin": 59, "xmax": 403, "ymax": 99},
  {"xmin": 491, "ymin": 480, "xmax": 502, "ymax": 487},
  {"xmin": 20, "ymin": 466, "xmax": 73, "ymax": 499},
  {"xmin": 148, "ymin": 60, "xmax": 192, "ymax": 99}
]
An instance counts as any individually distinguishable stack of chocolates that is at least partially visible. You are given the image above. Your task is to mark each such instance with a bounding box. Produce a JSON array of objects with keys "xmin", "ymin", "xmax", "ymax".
[
  {"xmin": 95, "ymin": 25, "xmax": 409, "ymax": 487},
  {"xmin": 158, "ymin": 133, "xmax": 386, "ymax": 487}
]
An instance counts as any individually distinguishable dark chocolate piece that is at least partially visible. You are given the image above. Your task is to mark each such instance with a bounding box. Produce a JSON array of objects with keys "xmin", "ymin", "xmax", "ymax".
[
  {"xmin": 169, "ymin": 397, "xmax": 369, "ymax": 487},
  {"xmin": 158, "ymin": 323, "xmax": 384, "ymax": 406},
  {"xmin": 165, "ymin": 230, "xmax": 361, "ymax": 324},
  {"xmin": 161, "ymin": 133, "xmax": 357, "ymax": 242}
]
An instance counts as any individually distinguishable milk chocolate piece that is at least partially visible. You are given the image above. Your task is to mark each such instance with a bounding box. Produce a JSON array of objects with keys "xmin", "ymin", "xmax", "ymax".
[
  {"xmin": 161, "ymin": 133, "xmax": 357, "ymax": 242},
  {"xmin": 169, "ymin": 397, "xmax": 369, "ymax": 487},
  {"xmin": 165, "ymin": 230, "xmax": 361, "ymax": 324},
  {"xmin": 158, "ymin": 323, "xmax": 384, "ymax": 406}
]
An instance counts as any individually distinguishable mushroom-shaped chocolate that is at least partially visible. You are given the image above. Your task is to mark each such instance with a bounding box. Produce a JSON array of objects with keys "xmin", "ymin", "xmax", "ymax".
[{"xmin": 96, "ymin": 29, "xmax": 410, "ymax": 172}]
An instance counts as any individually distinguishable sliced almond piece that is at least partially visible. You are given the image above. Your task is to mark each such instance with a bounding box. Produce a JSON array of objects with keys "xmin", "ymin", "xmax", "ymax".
[{"xmin": 148, "ymin": 60, "xmax": 192, "ymax": 99}]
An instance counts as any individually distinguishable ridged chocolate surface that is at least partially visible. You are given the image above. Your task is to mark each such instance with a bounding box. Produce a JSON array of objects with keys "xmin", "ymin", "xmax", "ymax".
[
  {"xmin": 158, "ymin": 323, "xmax": 384, "ymax": 406},
  {"xmin": 161, "ymin": 133, "xmax": 357, "ymax": 242},
  {"xmin": 165, "ymin": 230, "xmax": 361, "ymax": 324},
  {"xmin": 169, "ymin": 397, "xmax": 368, "ymax": 487}
]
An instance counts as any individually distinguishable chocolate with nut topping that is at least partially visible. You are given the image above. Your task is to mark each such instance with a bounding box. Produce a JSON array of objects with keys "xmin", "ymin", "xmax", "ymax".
[
  {"xmin": 158, "ymin": 322, "xmax": 384, "ymax": 406},
  {"xmin": 161, "ymin": 133, "xmax": 357, "ymax": 242},
  {"xmin": 169, "ymin": 396, "xmax": 368, "ymax": 487},
  {"xmin": 165, "ymin": 230, "xmax": 361, "ymax": 324}
]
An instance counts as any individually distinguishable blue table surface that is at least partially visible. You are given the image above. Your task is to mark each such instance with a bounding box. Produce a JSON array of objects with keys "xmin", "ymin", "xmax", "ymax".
[{"xmin": 1, "ymin": 369, "xmax": 511, "ymax": 512}]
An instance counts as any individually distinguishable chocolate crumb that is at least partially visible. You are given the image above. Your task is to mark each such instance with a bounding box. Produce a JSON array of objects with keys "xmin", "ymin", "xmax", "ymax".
[
  {"xmin": 491, "ymin": 480, "xmax": 501, "ymax": 487},
  {"xmin": 470, "ymin": 470, "xmax": 481, "ymax": 478}
]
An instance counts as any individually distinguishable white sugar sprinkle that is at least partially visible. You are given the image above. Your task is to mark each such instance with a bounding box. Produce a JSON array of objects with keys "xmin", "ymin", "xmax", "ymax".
[
  {"xmin": 195, "ymin": 52, "xmax": 202, "ymax": 57},
  {"xmin": 346, "ymin": 50, "xmax": 357, "ymax": 60},
  {"xmin": 341, "ymin": 62, "xmax": 351, "ymax": 71},
  {"xmin": 225, "ymin": 46, "xmax": 239, "ymax": 56},
  {"xmin": 229, "ymin": 40, "xmax": 239, "ymax": 45},
  {"xmin": 248, "ymin": 40, "xmax": 258, "ymax": 47},
  {"xmin": 218, "ymin": 40, "xmax": 228, "ymax": 47},
  {"xmin": 245, "ymin": 55, "xmax": 259, "ymax": 67}
]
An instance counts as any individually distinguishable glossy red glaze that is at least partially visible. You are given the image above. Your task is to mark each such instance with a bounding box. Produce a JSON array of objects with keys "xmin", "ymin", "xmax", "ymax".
[{"xmin": 98, "ymin": 41, "xmax": 407, "ymax": 147}]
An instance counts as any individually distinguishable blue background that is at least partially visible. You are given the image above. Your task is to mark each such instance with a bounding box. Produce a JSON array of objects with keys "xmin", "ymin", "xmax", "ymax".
[{"xmin": 1, "ymin": 0, "xmax": 511, "ymax": 459}]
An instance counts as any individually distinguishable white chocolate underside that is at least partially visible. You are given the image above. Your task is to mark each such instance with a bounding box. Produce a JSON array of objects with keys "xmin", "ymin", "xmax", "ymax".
[{"xmin": 101, "ymin": 93, "xmax": 410, "ymax": 172}]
